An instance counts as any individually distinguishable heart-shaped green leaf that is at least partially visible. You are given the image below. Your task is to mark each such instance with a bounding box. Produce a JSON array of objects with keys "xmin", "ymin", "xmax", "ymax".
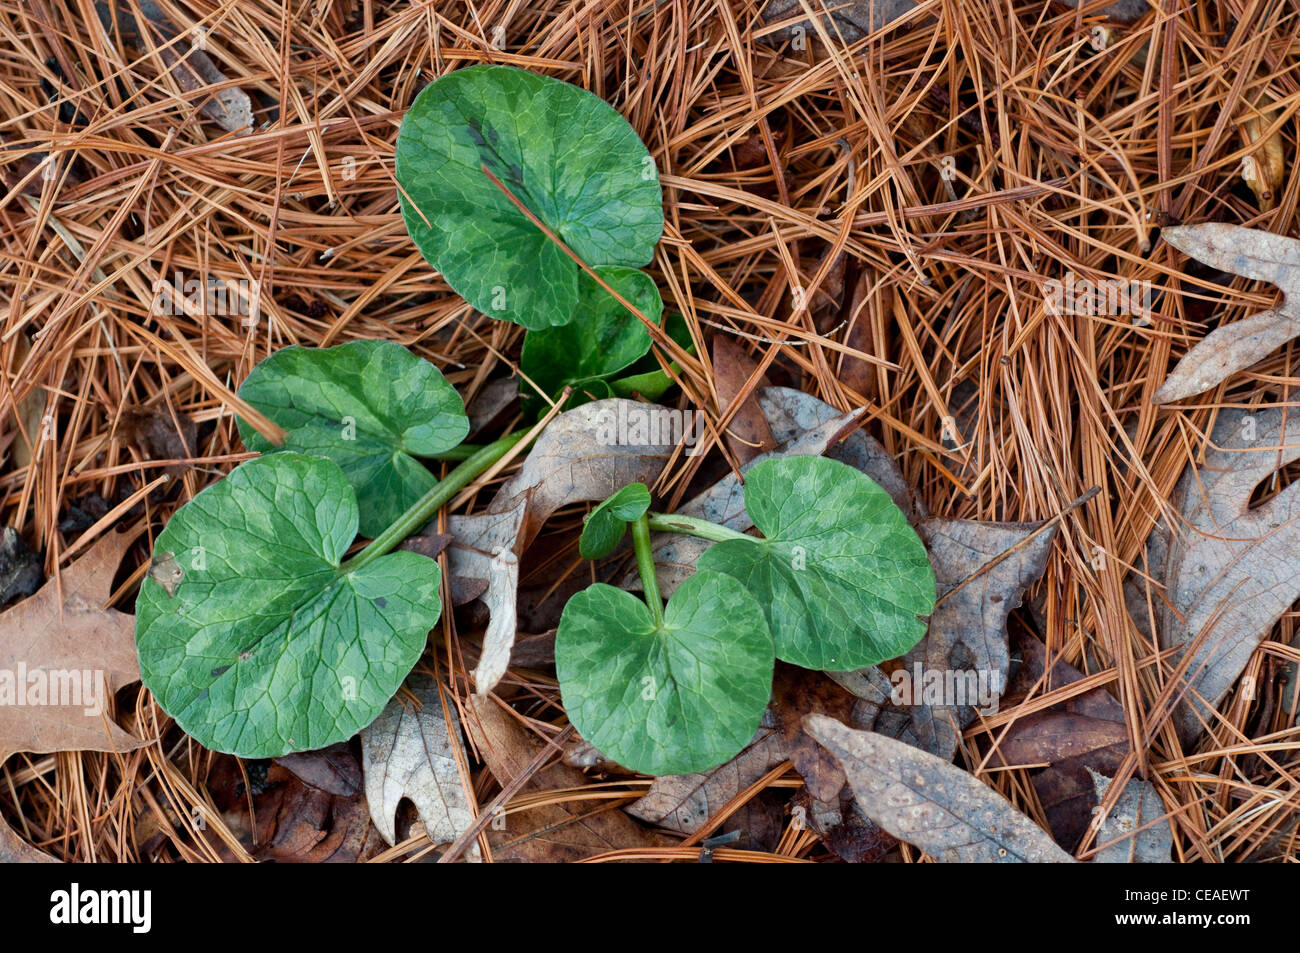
[
  {"xmin": 697, "ymin": 455, "xmax": 935, "ymax": 671},
  {"xmin": 135, "ymin": 453, "xmax": 442, "ymax": 758},
  {"xmin": 236, "ymin": 341, "xmax": 469, "ymax": 538},
  {"xmin": 579, "ymin": 483, "xmax": 652, "ymax": 560},
  {"xmin": 395, "ymin": 64, "xmax": 664, "ymax": 330},
  {"xmin": 609, "ymin": 312, "xmax": 694, "ymax": 400},
  {"xmin": 520, "ymin": 267, "xmax": 660, "ymax": 416},
  {"xmin": 555, "ymin": 571, "xmax": 774, "ymax": 776}
]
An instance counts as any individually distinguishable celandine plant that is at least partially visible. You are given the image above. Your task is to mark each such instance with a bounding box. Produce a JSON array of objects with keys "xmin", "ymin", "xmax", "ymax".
[{"xmin": 136, "ymin": 65, "xmax": 936, "ymax": 774}]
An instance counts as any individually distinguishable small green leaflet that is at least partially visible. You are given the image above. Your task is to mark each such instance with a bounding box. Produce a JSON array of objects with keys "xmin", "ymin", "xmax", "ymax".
[
  {"xmin": 555, "ymin": 571, "xmax": 774, "ymax": 776},
  {"xmin": 237, "ymin": 341, "xmax": 469, "ymax": 538},
  {"xmin": 135, "ymin": 453, "xmax": 441, "ymax": 759},
  {"xmin": 698, "ymin": 455, "xmax": 936, "ymax": 671},
  {"xmin": 579, "ymin": 483, "xmax": 652, "ymax": 560},
  {"xmin": 395, "ymin": 65, "xmax": 664, "ymax": 330},
  {"xmin": 520, "ymin": 267, "xmax": 660, "ymax": 416}
]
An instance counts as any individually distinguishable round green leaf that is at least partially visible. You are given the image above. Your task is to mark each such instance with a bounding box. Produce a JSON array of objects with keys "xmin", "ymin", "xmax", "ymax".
[
  {"xmin": 236, "ymin": 340, "xmax": 469, "ymax": 538},
  {"xmin": 135, "ymin": 453, "xmax": 442, "ymax": 758},
  {"xmin": 697, "ymin": 455, "xmax": 935, "ymax": 671},
  {"xmin": 555, "ymin": 571, "xmax": 774, "ymax": 776},
  {"xmin": 395, "ymin": 64, "xmax": 664, "ymax": 330},
  {"xmin": 520, "ymin": 266, "xmax": 661, "ymax": 416},
  {"xmin": 579, "ymin": 483, "xmax": 652, "ymax": 560}
]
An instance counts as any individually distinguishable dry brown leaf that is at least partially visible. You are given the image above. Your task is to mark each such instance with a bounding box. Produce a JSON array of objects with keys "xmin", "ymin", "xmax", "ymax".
[
  {"xmin": 762, "ymin": 0, "xmax": 923, "ymax": 40},
  {"xmin": 97, "ymin": 1, "xmax": 252, "ymax": 133},
  {"xmin": 1089, "ymin": 771, "xmax": 1173, "ymax": 864},
  {"xmin": 770, "ymin": 664, "xmax": 855, "ymax": 802},
  {"xmin": 359, "ymin": 674, "xmax": 478, "ymax": 858},
  {"xmin": 1155, "ymin": 224, "xmax": 1300, "ymax": 403},
  {"xmin": 1240, "ymin": 96, "xmax": 1285, "ymax": 212},
  {"xmin": 805, "ymin": 715, "xmax": 1075, "ymax": 863},
  {"xmin": 119, "ymin": 405, "xmax": 198, "ymax": 481},
  {"xmin": 627, "ymin": 716, "xmax": 788, "ymax": 835},
  {"xmin": 466, "ymin": 695, "xmax": 665, "ymax": 860},
  {"xmin": 1000, "ymin": 631, "xmax": 1130, "ymax": 850},
  {"xmin": 487, "ymin": 398, "xmax": 680, "ymax": 546},
  {"xmin": 710, "ymin": 335, "xmax": 775, "ymax": 465},
  {"xmin": 1130, "ymin": 406, "xmax": 1300, "ymax": 742},
  {"xmin": 0, "ymin": 531, "xmax": 147, "ymax": 763}
]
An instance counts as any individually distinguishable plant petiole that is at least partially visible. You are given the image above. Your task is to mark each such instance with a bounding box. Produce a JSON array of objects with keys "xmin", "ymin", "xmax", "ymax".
[
  {"xmin": 630, "ymin": 513, "xmax": 665, "ymax": 627},
  {"xmin": 644, "ymin": 512, "xmax": 752, "ymax": 544},
  {"xmin": 342, "ymin": 432, "xmax": 528, "ymax": 573}
]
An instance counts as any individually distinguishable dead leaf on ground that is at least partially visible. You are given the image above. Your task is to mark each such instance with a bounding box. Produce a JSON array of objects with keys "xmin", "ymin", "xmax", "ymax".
[
  {"xmin": 805, "ymin": 715, "xmax": 1075, "ymax": 863},
  {"xmin": 1129, "ymin": 406, "xmax": 1300, "ymax": 742},
  {"xmin": 0, "ymin": 526, "xmax": 42, "ymax": 606},
  {"xmin": 770, "ymin": 664, "xmax": 855, "ymax": 802},
  {"xmin": 1000, "ymin": 631, "xmax": 1131, "ymax": 850},
  {"xmin": 256, "ymin": 759, "xmax": 385, "ymax": 863},
  {"xmin": 0, "ymin": 531, "xmax": 146, "ymax": 763},
  {"xmin": 359, "ymin": 674, "xmax": 479, "ymax": 859},
  {"xmin": 628, "ymin": 715, "xmax": 788, "ymax": 835},
  {"xmin": 762, "ymin": 0, "xmax": 924, "ymax": 41},
  {"xmin": 276, "ymin": 741, "xmax": 362, "ymax": 797},
  {"xmin": 710, "ymin": 335, "xmax": 775, "ymax": 465},
  {"xmin": 96, "ymin": 0, "xmax": 253, "ymax": 133},
  {"xmin": 1155, "ymin": 224, "xmax": 1300, "ymax": 403},
  {"xmin": 1240, "ymin": 95, "xmax": 1285, "ymax": 212},
  {"xmin": 466, "ymin": 695, "xmax": 666, "ymax": 860},
  {"xmin": 1088, "ymin": 770, "xmax": 1174, "ymax": 863},
  {"xmin": 119, "ymin": 405, "xmax": 198, "ymax": 481}
]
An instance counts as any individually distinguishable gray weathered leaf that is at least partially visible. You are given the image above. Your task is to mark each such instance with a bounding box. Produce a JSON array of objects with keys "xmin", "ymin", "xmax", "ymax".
[
  {"xmin": 627, "ymin": 716, "xmax": 787, "ymax": 834},
  {"xmin": 1089, "ymin": 770, "xmax": 1173, "ymax": 863},
  {"xmin": 1131, "ymin": 406, "xmax": 1300, "ymax": 742},
  {"xmin": 360, "ymin": 675, "xmax": 478, "ymax": 859},
  {"xmin": 1155, "ymin": 224, "xmax": 1300, "ymax": 403},
  {"xmin": 804, "ymin": 715, "xmax": 1075, "ymax": 863},
  {"xmin": 761, "ymin": 0, "xmax": 923, "ymax": 40},
  {"xmin": 472, "ymin": 548, "xmax": 519, "ymax": 696}
]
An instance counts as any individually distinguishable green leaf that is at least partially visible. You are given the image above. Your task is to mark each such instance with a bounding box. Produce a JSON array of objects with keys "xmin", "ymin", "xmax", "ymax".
[
  {"xmin": 135, "ymin": 453, "xmax": 441, "ymax": 759},
  {"xmin": 579, "ymin": 483, "xmax": 652, "ymax": 560},
  {"xmin": 395, "ymin": 64, "xmax": 664, "ymax": 330},
  {"xmin": 609, "ymin": 311, "xmax": 694, "ymax": 400},
  {"xmin": 697, "ymin": 455, "xmax": 935, "ymax": 671},
  {"xmin": 237, "ymin": 341, "xmax": 469, "ymax": 538},
  {"xmin": 520, "ymin": 267, "xmax": 661, "ymax": 416},
  {"xmin": 555, "ymin": 571, "xmax": 774, "ymax": 775}
]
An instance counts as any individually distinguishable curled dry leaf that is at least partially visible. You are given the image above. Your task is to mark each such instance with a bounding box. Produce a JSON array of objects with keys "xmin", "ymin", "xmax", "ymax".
[
  {"xmin": 710, "ymin": 335, "xmax": 776, "ymax": 465},
  {"xmin": 359, "ymin": 675, "xmax": 478, "ymax": 859},
  {"xmin": 1129, "ymin": 406, "xmax": 1300, "ymax": 742},
  {"xmin": 1240, "ymin": 96, "xmax": 1285, "ymax": 212},
  {"xmin": 1155, "ymin": 224, "xmax": 1300, "ymax": 404},
  {"xmin": 466, "ymin": 695, "xmax": 666, "ymax": 861},
  {"xmin": 627, "ymin": 715, "xmax": 787, "ymax": 835},
  {"xmin": 95, "ymin": 1, "xmax": 253, "ymax": 133},
  {"xmin": 1088, "ymin": 770, "xmax": 1173, "ymax": 864},
  {"xmin": 472, "ymin": 548, "xmax": 520, "ymax": 696},
  {"xmin": 804, "ymin": 715, "xmax": 1075, "ymax": 863},
  {"xmin": 1000, "ymin": 631, "xmax": 1130, "ymax": 851},
  {"xmin": 872, "ymin": 517, "xmax": 1058, "ymax": 759}
]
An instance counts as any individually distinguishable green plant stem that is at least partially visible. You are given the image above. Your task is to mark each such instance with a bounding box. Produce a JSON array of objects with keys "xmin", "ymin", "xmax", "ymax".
[
  {"xmin": 342, "ymin": 433, "xmax": 526, "ymax": 573},
  {"xmin": 630, "ymin": 513, "xmax": 665, "ymax": 627},
  {"xmin": 645, "ymin": 512, "xmax": 752, "ymax": 543}
]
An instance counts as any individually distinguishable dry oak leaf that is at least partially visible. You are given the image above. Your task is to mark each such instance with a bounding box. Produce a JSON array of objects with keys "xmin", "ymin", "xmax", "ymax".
[
  {"xmin": 805, "ymin": 715, "xmax": 1074, "ymax": 863},
  {"xmin": 0, "ymin": 530, "xmax": 147, "ymax": 763},
  {"xmin": 360, "ymin": 674, "xmax": 479, "ymax": 859},
  {"xmin": 0, "ymin": 531, "xmax": 148, "ymax": 863},
  {"xmin": 1130, "ymin": 406, "xmax": 1300, "ymax": 742},
  {"xmin": 1155, "ymin": 224, "xmax": 1300, "ymax": 403}
]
